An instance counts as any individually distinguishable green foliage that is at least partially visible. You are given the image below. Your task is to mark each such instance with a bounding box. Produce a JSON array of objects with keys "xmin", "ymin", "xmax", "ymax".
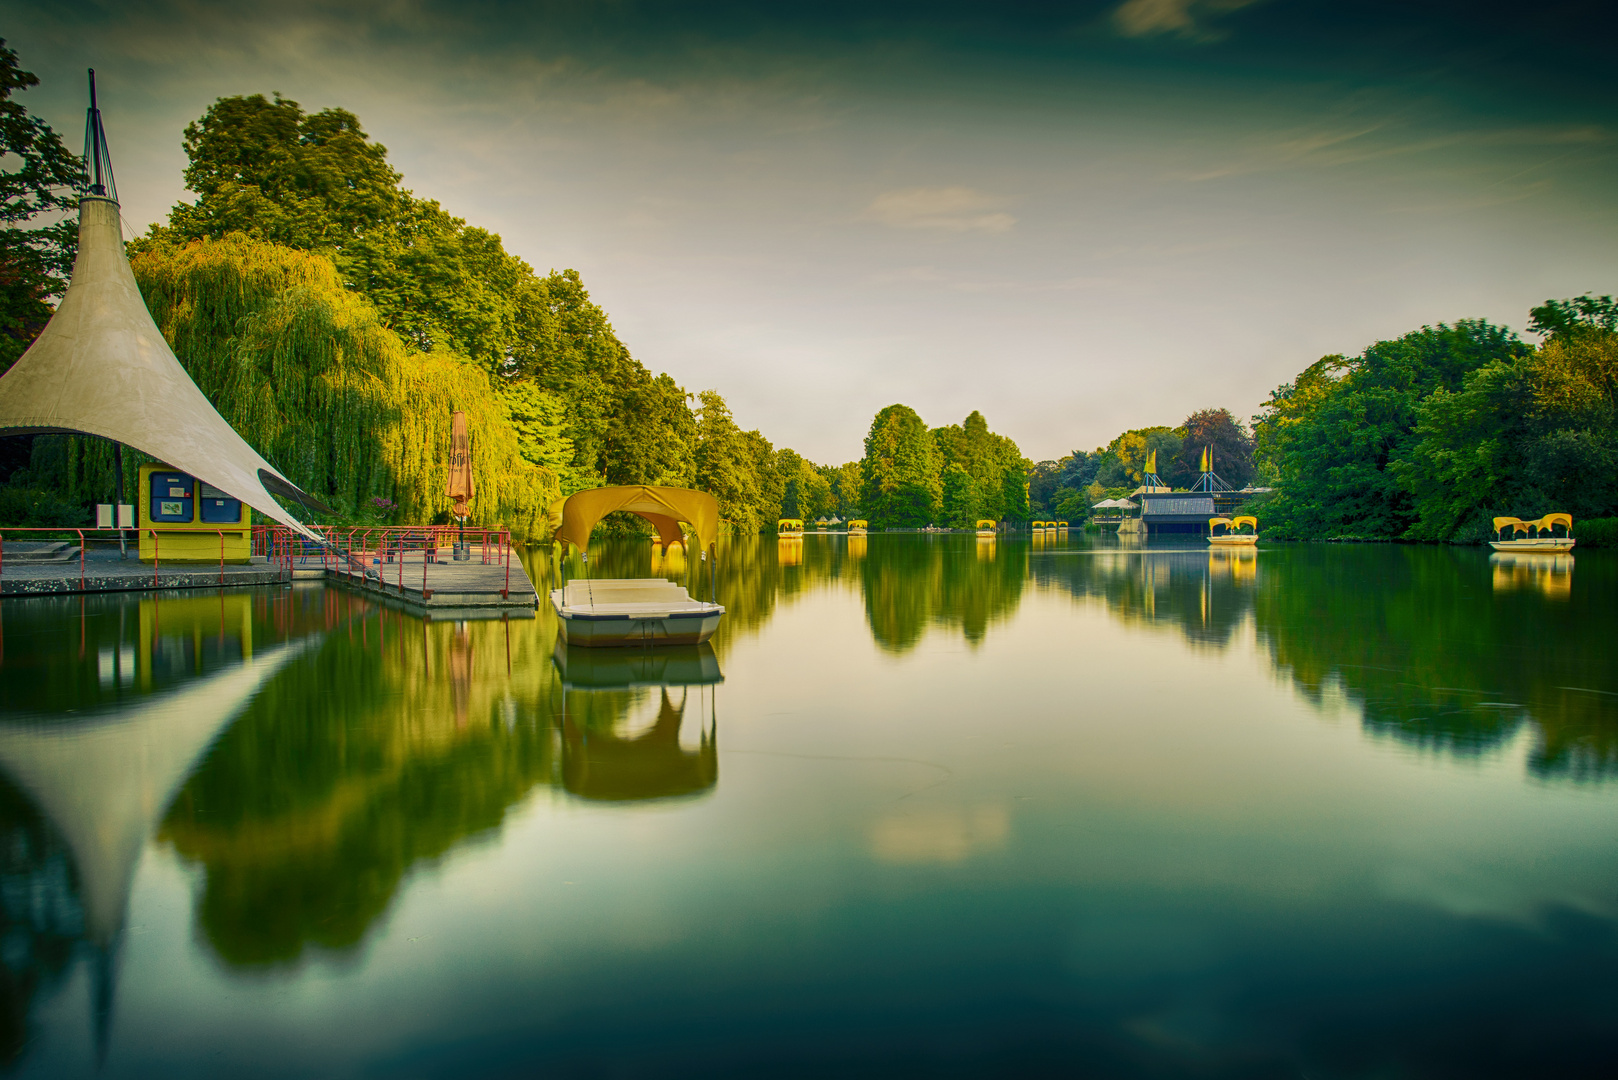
[
  {"xmin": 940, "ymin": 463, "xmax": 981, "ymax": 528},
  {"xmin": 1529, "ymin": 294, "xmax": 1618, "ymax": 339},
  {"xmin": 0, "ymin": 484, "xmax": 88, "ymax": 527},
  {"xmin": 0, "ymin": 41, "xmax": 82, "ymax": 372},
  {"xmin": 154, "ymin": 93, "xmax": 704, "ymax": 494},
  {"xmin": 1572, "ymin": 517, "xmax": 1618, "ymax": 547},
  {"xmin": 1256, "ymin": 302, "xmax": 1618, "ymax": 542},
  {"xmin": 694, "ymin": 390, "xmax": 781, "ymax": 532},
  {"xmin": 127, "ymin": 234, "xmax": 556, "ymax": 533},
  {"xmin": 862, "ymin": 404, "xmax": 941, "ymax": 528},
  {"xmin": 1172, "ymin": 408, "xmax": 1255, "ymax": 488},
  {"xmin": 1256, "ymin": 321, "xmax": 1529, "ymax": 539}
]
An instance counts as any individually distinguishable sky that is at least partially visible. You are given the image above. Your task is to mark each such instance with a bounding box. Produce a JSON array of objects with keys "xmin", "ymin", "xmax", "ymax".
[{"xmin": 6, "ymin": 0, "xmax": 1617, "ymax": 464}]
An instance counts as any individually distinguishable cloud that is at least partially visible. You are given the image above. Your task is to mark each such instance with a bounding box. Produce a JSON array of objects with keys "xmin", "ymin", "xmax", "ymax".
[
  {"xmin": 1112, "ymin": 0, "xmax": 1263, "ymax": 41},
  {"xmin": 861, "ymin": 186, "xmax": 1016, "ymax": 233}
]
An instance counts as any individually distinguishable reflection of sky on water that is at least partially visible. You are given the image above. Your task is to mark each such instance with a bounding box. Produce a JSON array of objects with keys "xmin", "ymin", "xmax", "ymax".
[{"xmin": 0, "ymin": 537, "xmax": 1614, "ymax": 1076}]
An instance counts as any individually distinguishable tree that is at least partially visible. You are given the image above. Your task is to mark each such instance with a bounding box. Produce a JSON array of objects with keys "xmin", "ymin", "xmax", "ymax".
[
  {"xmin": 832, "ymin": 461, "xmax": 862, "ymax": 516},
  {"xmin": 154, "ymin": 93, "xmax": 692, "ymax": 491},
  {"xmin": 1254, "ymin": 321, "xmax": 1527, "ymax": 538},
  {"xmin": 862, "ymin": 404, "xmax": 940, "ymax": 528},
  {"xmin": 940, "ymin": 463, "xmax": 981, "ymax": 528},
  {"xmin": 1, "ymin": 41, "xmax": 83, "ymax": 371},
  {"xmin": 1172, "ymin": 408, "xmax": 1256, "ymax": 489}
]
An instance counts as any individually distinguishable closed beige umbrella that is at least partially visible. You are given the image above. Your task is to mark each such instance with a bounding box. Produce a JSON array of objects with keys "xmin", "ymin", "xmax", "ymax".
[
  {"xmin": 445, "ymin": 410, "xmax": 475, "ymax": 558},
  {"xmin": 445, "ymin": 410, "xmax": 476, "ymax": 518}
]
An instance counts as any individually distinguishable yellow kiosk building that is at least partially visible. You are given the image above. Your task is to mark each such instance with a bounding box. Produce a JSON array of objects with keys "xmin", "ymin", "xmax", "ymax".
[{"xmin": 137, "ymin": 464, "xmax": 252, "ymax": 562}]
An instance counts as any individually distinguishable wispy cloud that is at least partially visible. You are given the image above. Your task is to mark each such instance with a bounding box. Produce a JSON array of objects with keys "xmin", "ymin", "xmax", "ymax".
[
  {"xmin": 861, "ymin": 186, "xmax": 1015, "ymax": 233},
  {"xmin": 1112, "ymin": 0, "xmax": 1263, "ymax": 42}
]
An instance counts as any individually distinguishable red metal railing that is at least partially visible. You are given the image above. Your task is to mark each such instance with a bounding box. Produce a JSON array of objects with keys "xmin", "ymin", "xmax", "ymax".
[
  {"xmin": 0, "ymin": 523, "xmax": 511, "ymax": 599},
  {"xmin": 252, "ymin": 523, "xmax": 513, "ymax": 600}
]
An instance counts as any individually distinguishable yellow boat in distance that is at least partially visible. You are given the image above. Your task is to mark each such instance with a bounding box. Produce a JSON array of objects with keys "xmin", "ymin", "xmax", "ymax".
[
  {"xmin": 848, "ymin": 519, "xmax": 868, "ymax": 535},
  {"xmin": 777, "ymin": 518, "xmax": 805, "ymax": 537},
  {"xmin": 548, "ymin": 485, "xmax": 725, "ymax": 647},
  {"xmin": 1491, "ymin": 514, "xmax": 1575, "ymax": 553},
  {"xmin": 976, "ymin": 519, "xmax": 997, "ymax": 537},
  {"xmin": 1055, "ymin": 520, "xmax": 1069, "ymax": 531},
  {"xmin": 1207, "ymin": 516, "xmax": 1259, "ymax": 546}
]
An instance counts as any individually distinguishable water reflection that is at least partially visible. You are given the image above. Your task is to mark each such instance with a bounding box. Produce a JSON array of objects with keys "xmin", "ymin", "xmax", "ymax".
[
  {"xmin": 0, "ymin": 536, "xmax": 1612, "ymax": 1075},
  {"xmin": 0, "ymin": 590, "xmax": 315, "ymax": 1060},
  {"xmin": 552, "ymin": 643, "xmax": 720, "ymax": 802},
  {"xmin": 1491, "ymin": 551, "xmax": 1574, "ymax": 598}
]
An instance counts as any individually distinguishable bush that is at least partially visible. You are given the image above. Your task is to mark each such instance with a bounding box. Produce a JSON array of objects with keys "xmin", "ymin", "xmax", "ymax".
[
  {"xmin": 1573, "ymin": 517, "xmax": 1618, "ymax": 548},
  {"xmin": 0, "ymin": 485, "xmax": 90, "ymax": 528}
]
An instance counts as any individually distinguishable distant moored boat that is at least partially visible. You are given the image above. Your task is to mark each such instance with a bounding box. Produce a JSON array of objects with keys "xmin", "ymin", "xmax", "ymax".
[
  {"xmin": 1207, "ymin": 516, "xmax": 1259, "ymax": 546},
  {"xmin": 1490, "ymin": 514, "xmax": 1575, "ymax": 553}
]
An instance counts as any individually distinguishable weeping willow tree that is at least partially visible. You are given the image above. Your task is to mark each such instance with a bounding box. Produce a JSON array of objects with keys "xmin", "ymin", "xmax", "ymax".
[{"xmin": 70, "ymin": 233, "xmax": 558, "ymax": 535}]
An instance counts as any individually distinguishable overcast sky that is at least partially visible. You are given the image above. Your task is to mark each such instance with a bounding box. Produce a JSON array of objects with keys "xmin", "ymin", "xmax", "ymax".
[{"xmin": 7, "ymin": 0, "xmax": 1616, "ymax": 463}]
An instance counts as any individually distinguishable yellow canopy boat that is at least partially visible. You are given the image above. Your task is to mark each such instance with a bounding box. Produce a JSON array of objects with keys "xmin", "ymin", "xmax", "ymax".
[
  {"xmin": 848, "ymin": 519, "xmax": 868, "ymax": 535},
  {"xmin": 777, "ymin": 518, "xmax": 804, "ymax": 537},
  {"xmin": 1490, "ymin": 514, "xmax": 1575, "ymax": 553},
  {"xmin": 976, "ymin": 519, "xmax": 997, "ymax": 537},
  {"xmin": 548, "ymin": 485, "xmax": 725, "ymax": 647},
  {"xmin": 1207, "ymin": 516, "xmax": 1259, "ymax": 546}
]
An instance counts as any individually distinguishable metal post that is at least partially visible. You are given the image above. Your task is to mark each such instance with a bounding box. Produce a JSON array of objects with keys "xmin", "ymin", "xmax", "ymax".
[{"xmin": 113, "ymin": 441, "xmax": 127, "ymax": 559}]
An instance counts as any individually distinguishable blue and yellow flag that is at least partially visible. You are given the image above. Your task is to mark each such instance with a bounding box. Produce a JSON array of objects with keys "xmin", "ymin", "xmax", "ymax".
[
  {"xmin": 1200, "ymin": 446, "xmax": 1212, "ymax": 472},
  {"xmin": 1145, "ymin": 450, "xmax": 1156, "ymax": 475}
]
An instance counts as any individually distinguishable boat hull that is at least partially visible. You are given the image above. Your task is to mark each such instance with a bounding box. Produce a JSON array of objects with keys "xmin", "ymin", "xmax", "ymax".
[
  {"xmin": 551, "ymin": 591, "xmax": 724, "ymax": 647},
  {"xmin": 1489, "ymin": 538, "xmax": 1575, "ymax": 553},
  {"xmin": 1207, "ymin": 536, "xmax": 1258, "ymax": 546}
]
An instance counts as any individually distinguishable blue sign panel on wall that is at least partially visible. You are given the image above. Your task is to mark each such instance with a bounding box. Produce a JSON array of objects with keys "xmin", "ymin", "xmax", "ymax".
[{"xmin": 149, "ymin": 472, "xmax": 195, "ymax": 522}]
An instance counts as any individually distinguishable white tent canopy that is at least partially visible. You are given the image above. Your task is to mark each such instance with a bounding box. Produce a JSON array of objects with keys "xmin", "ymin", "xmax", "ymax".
[{"xmin": 0, "ymin": 196, "xmax": 322, "ymax": 537}]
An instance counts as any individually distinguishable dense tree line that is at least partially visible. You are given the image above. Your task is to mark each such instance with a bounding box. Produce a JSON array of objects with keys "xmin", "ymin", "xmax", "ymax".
[
  {"xmin": 859, "ymin": 406, "xmax": 1030, "ymax": 528},
  {"xmin": 1254, "ymin": 298, "xmax": 1618, "ymax": 541}
]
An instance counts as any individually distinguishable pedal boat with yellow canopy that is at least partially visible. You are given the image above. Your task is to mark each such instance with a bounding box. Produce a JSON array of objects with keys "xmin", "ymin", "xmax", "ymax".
[
  {"xmin": 777, "ymin": 518, "xmax": 804, "ymax": 537},
  {"xmin": 848, "ymin": 519, "xmax": 868, "ymax": 535},
  {"xmin": 1207, "ymin": 516, "xmax": 1259, "ymax": 546},
  {"xmin": 548, "ymin": 485, "xmax": 725, "ymax": 647},
  {"xmin": 1490, "ymin": 514, "xmax": 1575, "ymax": 553},
  {"xmin": 976, "ymin": 519, "xmax": 997, "ymax": 537}
]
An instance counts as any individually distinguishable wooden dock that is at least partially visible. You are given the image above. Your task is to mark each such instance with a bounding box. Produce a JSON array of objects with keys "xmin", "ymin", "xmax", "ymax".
[{"xmin": 0, "ymin": 542, "xmax": 539, "ymax": 617}]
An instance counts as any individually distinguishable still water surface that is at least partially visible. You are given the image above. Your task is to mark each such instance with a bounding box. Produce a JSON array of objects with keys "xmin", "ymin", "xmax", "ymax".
[{"xmin": 0, "ymin": 534, "xmax": 1614, "ymax": 1077}]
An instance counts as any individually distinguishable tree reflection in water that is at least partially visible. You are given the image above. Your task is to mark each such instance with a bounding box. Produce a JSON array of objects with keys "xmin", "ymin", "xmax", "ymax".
[
  {"xmin": 1030, "ymin": 539, "xmax": 1618, "ymax": 782},
  {"xmin": 0, "ymin": 534, "xmax": 1610, "ymax": 1069}
]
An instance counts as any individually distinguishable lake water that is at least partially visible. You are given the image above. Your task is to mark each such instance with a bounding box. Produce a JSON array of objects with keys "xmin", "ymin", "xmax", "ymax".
[{"xmin": 0, "ymin": 533, "xmax": 1614, "ymax": 1077}]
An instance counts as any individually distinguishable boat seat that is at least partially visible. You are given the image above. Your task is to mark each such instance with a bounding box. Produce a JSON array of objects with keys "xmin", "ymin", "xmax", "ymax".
[{"xmin": 563, "ymin": 580, "xmax": 693, "ymax": 609}]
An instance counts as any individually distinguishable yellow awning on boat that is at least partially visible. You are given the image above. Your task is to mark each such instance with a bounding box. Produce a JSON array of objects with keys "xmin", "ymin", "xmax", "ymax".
[
  {"xmin": 551, "ymin": 486, "xmax": 720, "ymax": 555},
  {"xmin": 1536, "ymin": 513, "xmax": 1573, "ymax": 532},
  {"xmin": 778, "ymin": 519, "xmax": 803, "ymax": 529},
  {"xmin": 976, "ymin": 520, "xmax": 997, "ymax": 529},
  {"xmin": 1493, "ymin": 516, "xmax": 1529, "ymax": 534},
  {"xmin": 1231, "ymin": 516, "xmax": 1258, "ymax": 532},
  {"xmin": 848, "ymin": 519, "xmax": 868, "ymax": 528},
  {"xmin": 1208, "ymin": 517, "xmax": 1232, "ymax": 530}
]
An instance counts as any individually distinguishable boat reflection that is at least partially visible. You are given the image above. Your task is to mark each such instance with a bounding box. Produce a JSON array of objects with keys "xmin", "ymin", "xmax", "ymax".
[
  {"xmin": 1491, "ymin": 551, "xmax": 1574, "ymax": 598},
  {"xmin": 552, "ymin": 643, "xmax": 721, "ymax": 803}
]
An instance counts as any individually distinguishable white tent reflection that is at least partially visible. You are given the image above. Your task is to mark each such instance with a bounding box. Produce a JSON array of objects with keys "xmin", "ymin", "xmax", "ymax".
[{"xmin": 0, "ymin": 638, "xmax": 308, "ymax": 1054}]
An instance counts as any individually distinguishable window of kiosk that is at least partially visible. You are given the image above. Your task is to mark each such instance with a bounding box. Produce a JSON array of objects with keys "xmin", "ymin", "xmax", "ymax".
[
  {"xmin": 198, "ymin": 482, "xmax": 243, "ymax": 524},
  {"xmin": 150, "ymin": 472, "xmax": 195, "ymax": 523}
]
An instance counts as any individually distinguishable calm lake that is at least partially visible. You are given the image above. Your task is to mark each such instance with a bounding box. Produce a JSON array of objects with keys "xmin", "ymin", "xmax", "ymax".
[{"xmin": 1, "ymin": 533, "xmax": 1614, "ymax": 1077}]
